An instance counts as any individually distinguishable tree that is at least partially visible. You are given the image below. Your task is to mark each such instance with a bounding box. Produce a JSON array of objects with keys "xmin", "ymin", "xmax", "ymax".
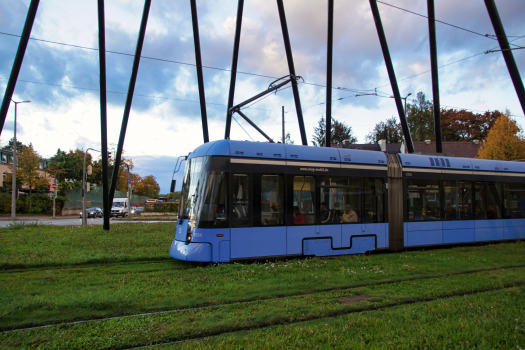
[
  {"xmin": 406, "ymin": 92, "xmax": 434, "ymax": 141},
  {"xmin": 477, "ymin": 113, "xmax": 525, "ymax": 160},
  {"xmin": 167, "ymin": 191, "xmax": 181, "ymax": 201},
  {"xmin": 365, "ymin": 116, "xmax": 404, "ymax": 144},
  {"xmin": 284, "ymin": 132, "xmax": 294, "ymax": 145},
  {"xmin": 10, "ymin": 144, "xmax": 49, "ymax": 211},
  {"xmin": 133, "ymin": 175, "xmax": 160, "ymax": 198},
  {"xmin": 48, "ymin": 148, "xmax": 90, "ymax": 196},
  {"xmin": 311, "ymin": 116, "xmax": 357, "ymax": 146},
  {"xmin": 1, "ymin": 137, "xmax": 24, "ymax": 153},
  {"xmin": 440, "ymin": 109, "xmax": 502, "ymax": 141}
]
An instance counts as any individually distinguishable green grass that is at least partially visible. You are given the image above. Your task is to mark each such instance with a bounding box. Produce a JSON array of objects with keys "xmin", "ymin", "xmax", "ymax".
[
  {"xmin": 1, "ymin": 241, "xmax": 524, "ymax": 330},
  {"xmin": 171, "ymin": 286, "xmax": 525, "ymax": 350},
  {"xmin": 0, "ymin": 223, "xmax": 176, "ymax": 269},
  {"xmin": 1, "ymin": 223, "xmax": 524, "ymax": 348},
  {"xmin": 1, "ymin": 268, "xmax": 524, "ymax": 349}
]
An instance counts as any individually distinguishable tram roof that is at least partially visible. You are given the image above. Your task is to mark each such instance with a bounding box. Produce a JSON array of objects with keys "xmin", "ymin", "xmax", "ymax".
[
  {"xmin": 399, "ymin": 153, "xmax": 525, "ymax": 173},
  {"xmin": 188, "ymin": 140, "xmax": 388, "ymax": 166}
]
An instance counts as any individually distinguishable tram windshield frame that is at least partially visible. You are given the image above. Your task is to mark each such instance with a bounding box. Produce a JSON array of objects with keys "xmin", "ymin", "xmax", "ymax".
[{"xmin": 179, "ymin": 156, "xmax": 228, "ymax": 228}]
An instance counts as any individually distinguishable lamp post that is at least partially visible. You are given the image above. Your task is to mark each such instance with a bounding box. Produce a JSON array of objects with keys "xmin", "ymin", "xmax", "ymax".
[
  {"xmin": 10, "ymin": 99, "xmax": 31, "ymax": 220},
  {"xmin": 390, "ymin": 93, "xmax": 412, "ymax": 119},
  {"xmin": 83, "ymin": 148, "xmax": 100, "ymax": 225},
  {"xmin": 121, "ymin": 162, "xmax": 131, "ymax": 217}
]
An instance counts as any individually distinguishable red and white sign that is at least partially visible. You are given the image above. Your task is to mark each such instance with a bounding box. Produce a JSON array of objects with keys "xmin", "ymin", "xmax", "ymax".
[
  {"xmin": 51, "ymin": 183, "xmax": 57, "ymax": 189},
  {"xmin": 130, "ymin": 179, "xmax": 134, "ymax": 185}
]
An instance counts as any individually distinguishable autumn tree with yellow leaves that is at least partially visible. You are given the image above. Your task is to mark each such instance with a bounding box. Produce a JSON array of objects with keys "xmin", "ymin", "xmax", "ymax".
[
  {"xmin": 8, "ymin": 143, "xmax": 49, "ymax": 210},
  {"xmin": 477, "ymin": 112, "xmax": 525, "ymax": 161}
]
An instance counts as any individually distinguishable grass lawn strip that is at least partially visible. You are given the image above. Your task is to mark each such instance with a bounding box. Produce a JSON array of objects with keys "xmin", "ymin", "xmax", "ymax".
[
  {"xmin": 170, "ymin": 286, "xmax": 525, "ymax": 350},
  {"xmin": 1, "ymin": 241, "xmax": 524, "ymax": 330},
  {"xmin": 1, "ymin": 267, "xmax": 524, "ymax": 349},
  {"xmin": 0, "ymin": 223, "xmax": 176, "ymax": 269}
]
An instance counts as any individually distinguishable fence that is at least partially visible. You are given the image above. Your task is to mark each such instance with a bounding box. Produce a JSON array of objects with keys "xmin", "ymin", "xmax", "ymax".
[{"xmin": 63, "ymin": 187, "xmax": 147, "ymax": 208}]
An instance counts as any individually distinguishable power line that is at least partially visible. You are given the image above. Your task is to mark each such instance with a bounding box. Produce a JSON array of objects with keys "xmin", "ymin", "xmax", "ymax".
[
  {"xmin": 374, "ymin": 30, "xmax": 525, "ymax": 90},
  {"xmin": 0, "ymin": 31, "xmax": 374, "ymax": 95},
  {"xmin": 1, "ymin": 77, "xmax": 280, "ymax": 112},
  {"xmin": 231, "ymin": 115, "xmax": 255, "ymax": 141},
  {"xmin": 377, "ymin": 0, "xmax": 523, "ymax": 48}
]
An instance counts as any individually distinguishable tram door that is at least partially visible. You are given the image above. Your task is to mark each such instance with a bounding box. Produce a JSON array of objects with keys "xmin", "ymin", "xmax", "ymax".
[{"xmin": 230, "ymin": 173, "xmax": 287, "ymax": 259}]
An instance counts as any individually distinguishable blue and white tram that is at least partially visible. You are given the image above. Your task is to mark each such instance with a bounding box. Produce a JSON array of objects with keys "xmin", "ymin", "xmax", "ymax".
[{"xmin": 169, "ymin": 140, "xmax": 525, "ymax": 262}]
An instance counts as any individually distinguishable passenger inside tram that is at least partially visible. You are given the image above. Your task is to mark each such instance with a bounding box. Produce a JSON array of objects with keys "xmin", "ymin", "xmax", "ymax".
[
  {"xmin": 293, "ymin": 206, "xmax": 305, "ymax": 225},
  {"xmin": 265, "ymin": 203, "xmax": 281, "ymax": 225},
  {"xmin": 342, "ymin": 204, "xmax": 358, "ymax": 223}
]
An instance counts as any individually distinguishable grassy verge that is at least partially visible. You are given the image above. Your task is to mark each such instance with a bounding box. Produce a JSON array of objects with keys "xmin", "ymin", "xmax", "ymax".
[
  {"xmin": 1, "ymin": 268, "xmax": 524, "ymax": 349},
  {"xmin": 1, "ymin": 242, "xmax": 524, "ymax": 330},
  {"xmin": 0, "ymin": 223, "xmax": 176, "ymax": 269},
  {"xmin": 172, "ymin": 286, "xmax": 525, "ymax": 350}
]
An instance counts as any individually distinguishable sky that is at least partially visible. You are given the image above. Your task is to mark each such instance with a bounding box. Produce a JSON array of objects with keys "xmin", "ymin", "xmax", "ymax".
[{"xmin": 1, "ymin": 0, "xmax": 524, "ymax": 194}]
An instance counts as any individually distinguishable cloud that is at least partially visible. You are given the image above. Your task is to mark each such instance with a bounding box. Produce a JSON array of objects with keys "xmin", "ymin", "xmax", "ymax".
[{"xmin": 1, "ymin": 0, "xmax": 524, "ymax": 176}]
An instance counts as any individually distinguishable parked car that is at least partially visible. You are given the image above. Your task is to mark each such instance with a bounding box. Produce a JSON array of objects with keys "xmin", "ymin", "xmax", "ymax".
[
  {"xmin": 80, "ymin": 207, "xmax": 103, "ymax": 218},
  {"xmin": 131, "ymin": 206, "xmax": 144, "ymax": 215}
]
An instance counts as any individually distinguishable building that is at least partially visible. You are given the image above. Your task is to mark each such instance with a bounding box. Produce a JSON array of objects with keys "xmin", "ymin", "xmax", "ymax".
[
  {"xmin": 333, "ymin": 139, "xmax": 482, "ymax": 158},
  {"xmin": 0, "ymin": 148, "xmax": 53, "ymax": 193}
]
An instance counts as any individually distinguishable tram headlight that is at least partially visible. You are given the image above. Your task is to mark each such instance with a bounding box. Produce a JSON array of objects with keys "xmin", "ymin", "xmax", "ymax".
[{"xmin": 186, "ymin": 221, "xmax": 195, "ymax": 242}]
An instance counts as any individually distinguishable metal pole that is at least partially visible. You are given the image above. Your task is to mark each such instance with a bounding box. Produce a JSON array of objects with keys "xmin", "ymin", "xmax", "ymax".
[
  {"xmin": 224, "ymin": 0, "xmax": 244, "ymax": 140},
  {"xmin": 126, "ymin": 164, "xmax": 131, "ymax": 217},
  {"xmin": 325, "ymin": 0, "xmax": 334, "ymax": 148},
  {"xmin": 190, "ymin": 0, "xmax": 209, "ymax": 143},
  {"xmin": 11, "ymin": 103, "xmax": 17, "ymax": 220},
  {"xmin": 276, "ymin": 0, "xmax": 308, "ymax": 146},
  {"xmin": 484, "ymin": 0, "xmax": 525, "ymax": 115},
  {"xmin": 0, "ymin": 0, "xmax": 39, "ymax": 135},
  {"xmin": 369, "ymin": 0, "xmax": 414, "ymax": 153},
  {"xmin": 82, "ymin": 151, "xmax": 87, "ymax": 226},
  {"xmin": 282, "ymin": 106, "xmax": 285, "ymax": 143},
  {"xmin": 428, "ymin": 0, "xmax": 442, "ymax": 153},
  {"xmin": 52, "ymin": 174, "xmax": 56, "ymax": 219},
  {"xmin": 109, "ymin": 0, "xmax": 151, "ymax": 211},
  {"xmin": 98, "ymin": 0, "xmax": 110, "ymax": 230}
]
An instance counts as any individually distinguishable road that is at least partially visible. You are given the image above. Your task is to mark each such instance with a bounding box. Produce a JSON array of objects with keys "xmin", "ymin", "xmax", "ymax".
[{"xmin": 0, "ymin": 217, "xmax": 175, "ymax": 227}]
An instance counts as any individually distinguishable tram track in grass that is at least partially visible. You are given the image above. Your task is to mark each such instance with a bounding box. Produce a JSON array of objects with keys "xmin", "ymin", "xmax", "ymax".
[
  {"xmin": 1, "ymin": 267, "xmax": 524, "ymax": 349},
  {"xmin": 2, "ymin": 263, "xmax": 525, "ymax": 333},
  {"xmin": 1, "ymin": 242, "xmax": 525, "ymax": 331},
  {"xmin": 132, "ymin": 285, "xmax": 525, "ymax": 350}
]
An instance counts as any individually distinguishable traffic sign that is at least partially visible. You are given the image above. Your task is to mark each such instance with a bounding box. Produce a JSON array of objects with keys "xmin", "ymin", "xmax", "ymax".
[
  {"xmin": 52, "ymin": 183, "xmax": 57, "ymax": 189},
  {"xmin": 130, "ymin": 179, "xmax": 134, "ymax": 185}
]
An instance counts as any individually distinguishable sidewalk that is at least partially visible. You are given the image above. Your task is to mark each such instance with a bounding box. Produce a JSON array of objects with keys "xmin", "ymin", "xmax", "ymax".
[{"xmin": 0, "ymin": 215, "xmax": 78, "ymax": 221}]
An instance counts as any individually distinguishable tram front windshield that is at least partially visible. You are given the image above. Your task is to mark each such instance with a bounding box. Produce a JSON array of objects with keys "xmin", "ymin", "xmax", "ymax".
[{"xmin": 179, "ymin": 156, "xmax": 228, "ymax": 228}]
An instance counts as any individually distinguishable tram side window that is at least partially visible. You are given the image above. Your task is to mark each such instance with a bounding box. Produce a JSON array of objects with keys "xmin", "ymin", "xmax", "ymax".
[
  {"xmin": 474, "ymin": 181, "xmax": 502, "ymax": 219},
  {"xmin": 363, "ymin": 178, "xmax": 385, "ymax": 223},
  {"xmin": 443, "ymin": 181, "xmax": 472, "ymax": 220},
  {"xmin": 293, "ymin": 176, "xmax": 315, "ymax": 225},
  {"xmin": 261, "ymin": 175, "xmax": 283, "ymax": 226},
  {"xmin": 407, "ymin": 179, "xmax": 440, "ymax": 221},
  {"xmin": 318, "ymin": 176, "xmax": 363, "ymax": 224},
  {"xmin": 232, "ymin": 174, "xmax": 250, "ymax": 226},
  {"xmin": 197, "ymin": 172, "xmax": 228, "ymax": 228},
  {"xmin": 504, "ymin": 182, "xmax": 525, "ymax": 218}
]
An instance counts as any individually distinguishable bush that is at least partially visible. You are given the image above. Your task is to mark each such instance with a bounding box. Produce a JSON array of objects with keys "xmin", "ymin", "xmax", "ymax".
[
  {"xmin": 0, "ymin": 192, "xmax": 69, "ymax": 215},
  {"xmin": 143, "ymin": 202, "xmax": 179, "ymax": 213}
]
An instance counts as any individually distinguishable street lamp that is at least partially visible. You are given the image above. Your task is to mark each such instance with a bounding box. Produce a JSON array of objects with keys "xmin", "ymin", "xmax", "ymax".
[
  {"xmin": 121, "ymin": 161, "xmax": 131, "ymax": 217},
  {"xmin": 390, "ymin": 93, "xmax": 412, "ymax": 118},
  {"xmin": 10, "ymin": 99, "xmax": 31, "ymax": 220},
  {"xmin": 83, "ymin": 148, "xmax": 100, "ymax": 225}
]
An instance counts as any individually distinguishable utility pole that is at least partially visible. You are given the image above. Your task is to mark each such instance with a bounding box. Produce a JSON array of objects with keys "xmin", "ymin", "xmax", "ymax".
[
  {"xmin": 83, "ymin": 148, "xmax": 99, "ymax": 225},
  {"xmin": 10, "ymin": 100, "xmax": 30, "ymax": 220},
  {"xmin": 282, "ymin": 106, "xmax": 285, "ymax": 144}
]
